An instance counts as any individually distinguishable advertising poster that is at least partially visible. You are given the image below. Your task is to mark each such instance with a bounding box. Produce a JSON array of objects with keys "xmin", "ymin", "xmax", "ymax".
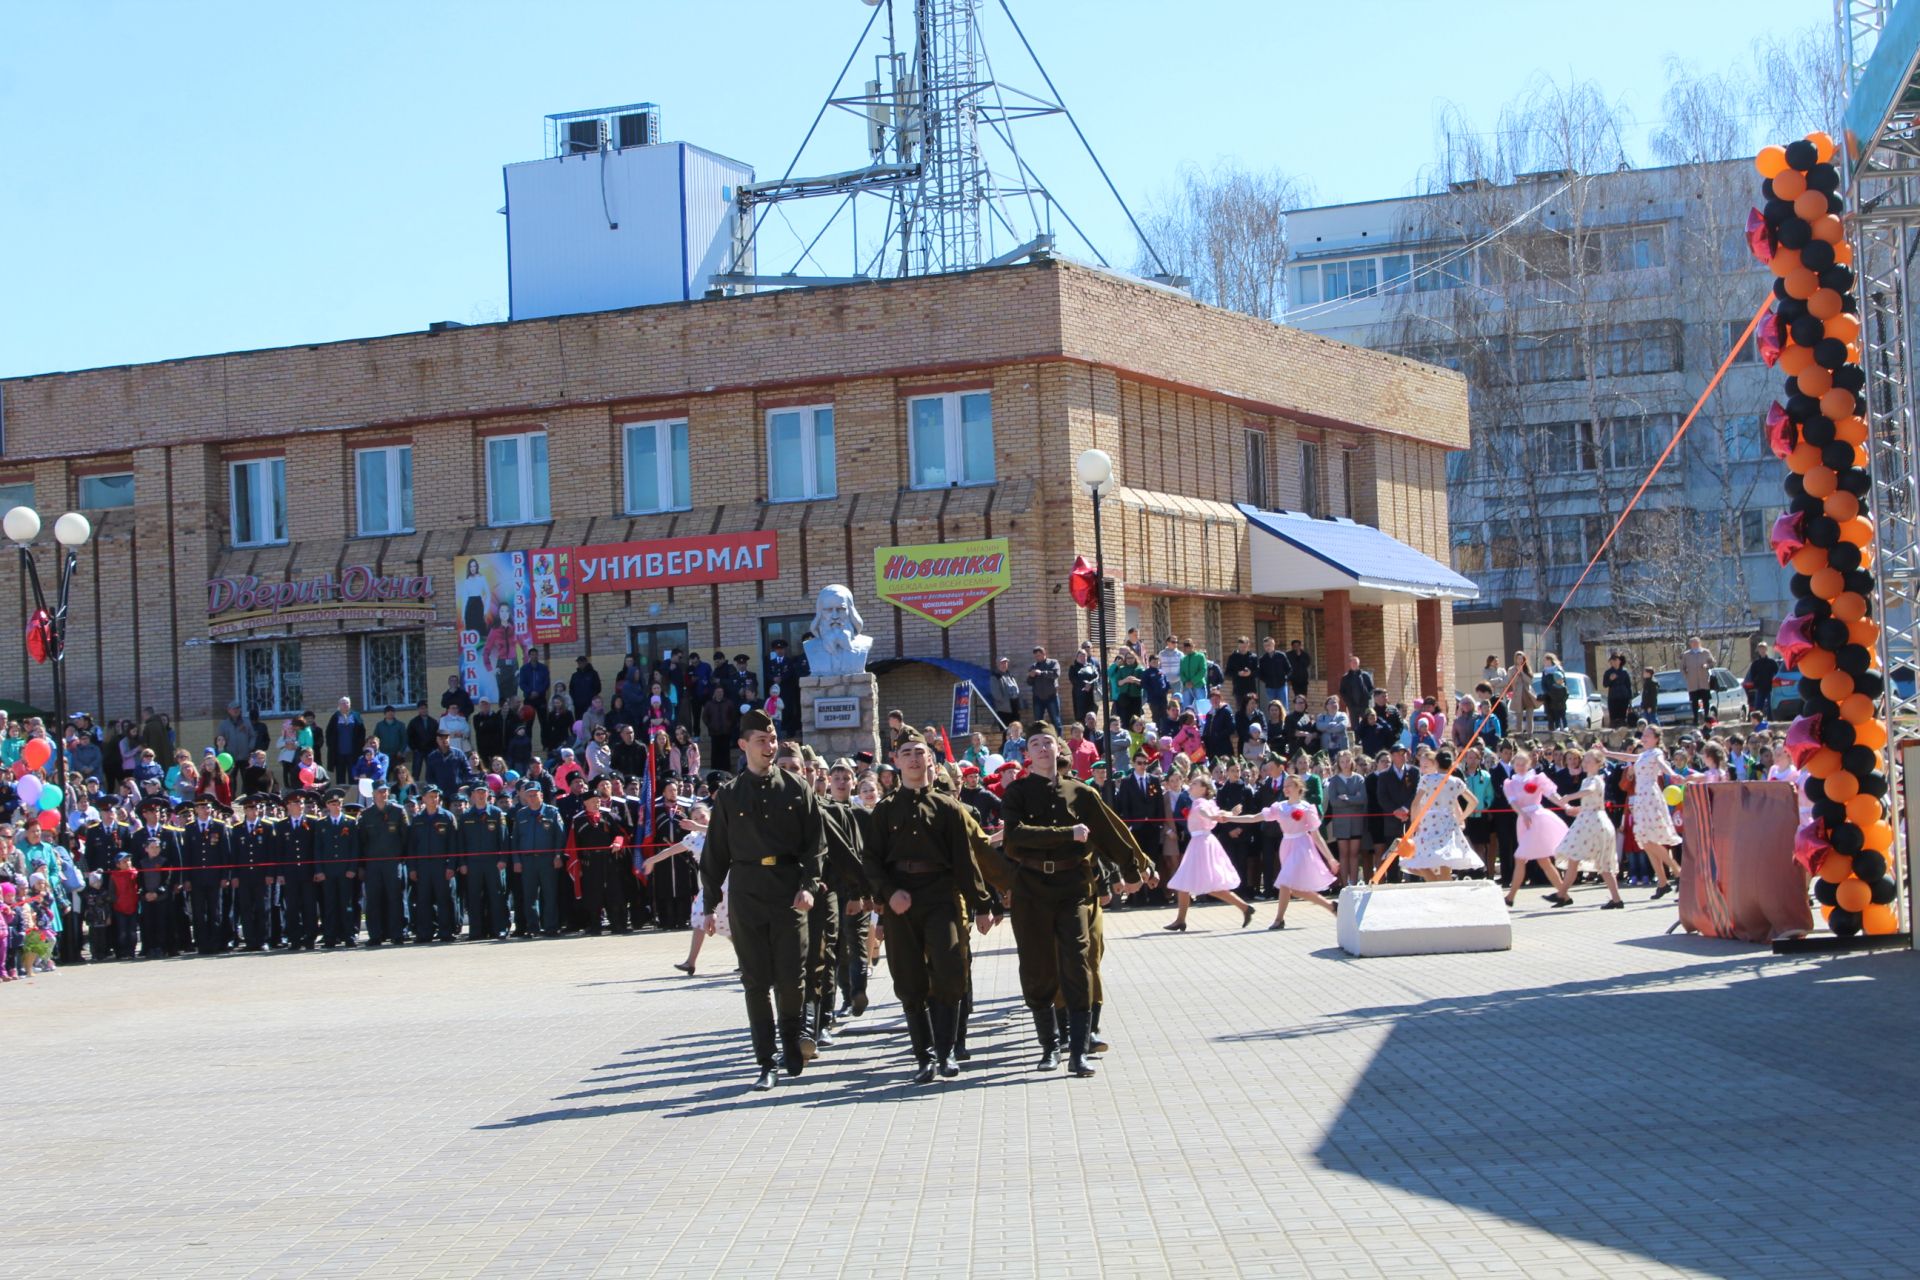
[
  {"xmin": 456, "ymin": 551, "xmax": 577, "ymax": 704},
  {"xmin": 873, "ymin": 537, "xmax": 1011, "ymax": 627}
]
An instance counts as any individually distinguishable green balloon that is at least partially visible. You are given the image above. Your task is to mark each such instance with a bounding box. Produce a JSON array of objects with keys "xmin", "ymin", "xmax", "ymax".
[{"xmin": 216, "ymin": 752, "xmax": 234, "ymax": 772}]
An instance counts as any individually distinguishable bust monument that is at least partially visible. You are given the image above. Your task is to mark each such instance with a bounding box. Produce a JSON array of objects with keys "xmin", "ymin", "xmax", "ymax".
[{"xmin": 803, "ymin": 584, "xmax": 873, "ymax": 677}]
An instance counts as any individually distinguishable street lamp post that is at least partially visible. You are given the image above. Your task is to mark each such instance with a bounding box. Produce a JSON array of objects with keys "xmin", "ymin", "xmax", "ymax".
[
  {"xmin": 1075, "ymin": 449, "xmax": 1117, "ymax": 760},
  {"xmin": 5, "ymin": 505, "xmax": 93, "ymax": 837}
]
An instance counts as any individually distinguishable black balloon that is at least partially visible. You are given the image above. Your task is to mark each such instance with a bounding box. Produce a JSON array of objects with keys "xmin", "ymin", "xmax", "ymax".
[
  {"xmin": 1869, "ymin": 876, "xmax": 1898, "ymax": 905},
  {"xmin": 1789, "ymin": 572, "xmax": 1812, "ymax": 598},
  {"xmin": 1814, "ymin": 337, "xmax": 1849, "ymax": 368},
  {"xmin": 1773, "ymin": 277, "xmax": 1792, "ymax": 301},
  {"xmin": 1802, "ymin": 416, "xmax": 1836, "ymax": 447},
  {"xmin": 1819, "ymin": 715, "xmax": 1856, "ymax": 749},
  {"xmin": 1791, "ymin": 314, "xmax": 1825, "ymax": 347},
  {"xmin": 1854, "ymin": 669, "xmax": 1885, "ymax": 699},
  {"xmin": 1793, "ymin": 595, "xmax": 1830, "ymax": 619},
  {"xmin": 1828, "ymin": 541, "xmax": 1862, "ymax": 572},
  {"xmin": 1808, "ymin": 161, "xmax": 1840, "ymax": 192},
  {"xmin": 1804, "ymin": 775, "xmax": 1828, "ymax": 805},
  {"xmin": 1787, "ymin": 393, "xmax": 1819, "ymax": 420},
  {"xmin": 1834, "ymin": 365, "xmax": 1865, "ymax": 391},
  {"xmin": 1801, "ymin": 239, "xmax": 1837, "ymax": 271},
  {"xmin": 1838, "ymin": 467, "xmax": 1872, "ymax": 496},
  {"xmin": 1830, "ymin": 906, "xmax": 1863, "ymax": 937},
  {"xmin": 1852, "ymin": 850, "xmax": 1888, "ymax": 882},
  {"xmin": 1842, "ymin": 744, "xmax": 1879, "ymax": 775},
  {"xmin": 1861, "ymin": 771, "xmax": 1889, "ymax": 799},
  {"xmin": 1814, "ymin": 877, "xmax": 1840, "ymax": 907},
  {"xmin": 1837, "ymin": 643, "xmax": 1873, "ymax": 675},
  {"xmin": 1807, "ymin": 515, "xmax": 1841, "ymax": 548},
  {"xmin": 1828, "ymin": 191, "xmax": 1847, "ymax": 215},
  {"xmin": 1820, "ymin": 264, "xmax": 1855, "ymax": 291},
  {"xmin": 1785, "ymin": 139, "xmax": 1818, "ymax": 169},
  {"xmin": 1844, "ymin": 568, "xmax": 1876, "ymax": 595},
  {"xmin": 1830, "ymin": 822, "xmax": 1865, "ymax": 856},
  {"xmin": 1822, "ymin": 440, "xmax": 1855, "ymax": 469}
]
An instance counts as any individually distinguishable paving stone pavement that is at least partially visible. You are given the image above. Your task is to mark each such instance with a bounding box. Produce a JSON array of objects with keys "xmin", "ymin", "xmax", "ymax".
[{"xmin": 6, "ymin": 892, "xmax": 1917, "ymax": 1280}]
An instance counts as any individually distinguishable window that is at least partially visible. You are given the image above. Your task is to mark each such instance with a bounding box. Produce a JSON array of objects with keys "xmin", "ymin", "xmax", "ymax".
[
  {"xmin": 1603, "ymin": 224, "xmax": 1666, "ymax": 271},
  {"xmin": 1724, "ymin": 320, "xmax": 1759, "ymax": 364},
  {"xmin": 486, "ymin": 432, "xmax": 550, "ymax": 526},
  {"xmin": 1413, "ymin": 249, "xmax": 1470, "ymax": 291},
  {"xmin": 1487, "ymin": 520, "xmax": 1521, "ymax": 570},
  {"xmin": 1451, "ymin": 527, "xmax": 1487, "ymax": 574},
  {"xmin": 229, "ymin": 458, "xmax": 287, "ymax": 547},
  {"xmin": 907, "ymin": 392, "xmax": 994, "ymax": 489},
  {"xmin": 238, "ymin": 641, "xmax": 302, "ymax": 717},
  {"xmin": 622, "ymin": 419, "xmax": 691, "ymax": 513},
  {"xmin": 1605, "ymin": 414, "xmax": 1676, "ymax": 471},
  {"xmin": 1545, "ymin": 516, "xmax": 1584, "ymax": 567},
  {"xmin": 1151, "ymin": 596, "xmax": 1173, "ymax": 646},
  {"xmin": 1721, "ymin": 415, "xmax": 1765, "ymax": 463},
  {"xmin": 1739, "ymin": 508, "xmax": 1770, "ymax": 554},
  {"xmin": 1299, "ymin": 441, "xmax": 1322, "ymax": 518},
  {"xmin": 363, "ymin": 633, "xmax": 426, "ymax": 709},
  {"xmin": 1244, "ymin": 429, "xmax": 1269, "ymax": 508},
  {"xmin": 627, "ymin": 624, "xmax": 691, "ymax": 682},
  {"xmin": 1346, "ymin": 258, "xmax": 1378, "ymax": 299},
  {"xmin": 1339, "ymin": 448, "xmax": 1357, "ymax": 519},
  {"xmin": 1204, "ymin": 601, "xmax": 1223, "ymax": 662},
  {"xmin": 767, "ymin": 405, "xmax": 835, "ymax": 501},
  {"xmin": 77, "ymin": 473, "xmax": 133, "ymax": 509},
  {"xmin": 759, "ymin": 614, "xmax": 811, "ymax": 671},
  {"xmin": 0, "ymin": 481, "xmax": 31, "ymax": 512},
  {"xmin": 1381, "ymin": 254, "xmax": 1412, "ymax": 294},
  {"xmin": 1292, "ymin": 265, "xmax": 1322, "ymax": 306},
  {"xmin": 355, "ymin": 446, "xmax": 413, "ymax": 536},
  {"xmin": 1320, "ymin": 260, "xmax": 1349, "ymax": 301}
]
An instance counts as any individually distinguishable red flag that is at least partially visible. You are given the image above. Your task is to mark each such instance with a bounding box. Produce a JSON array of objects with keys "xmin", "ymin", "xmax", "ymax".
[
  {"xmin": 564, "ymin": 828, "xmax": 582, "ymax": 895},
  {"xmin": 1069, "ymin": 555, "xmax": 1099, "ymax": 609}
]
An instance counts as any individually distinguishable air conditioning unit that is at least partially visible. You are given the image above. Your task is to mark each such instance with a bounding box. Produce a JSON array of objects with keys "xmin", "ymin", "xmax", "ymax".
[
  {"xmin": 616, "ymin": 110, "xmax": 659, "ymax": 149},
  {"xmin": 565, "ymin": 119, "xmax": 604, "ymax": 155}
]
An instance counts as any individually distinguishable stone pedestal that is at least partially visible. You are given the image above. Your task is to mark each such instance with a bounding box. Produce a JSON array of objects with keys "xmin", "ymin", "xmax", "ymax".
[{"xmin": 799, "ymin": 672, "xmax": 881, "ymax": 762}]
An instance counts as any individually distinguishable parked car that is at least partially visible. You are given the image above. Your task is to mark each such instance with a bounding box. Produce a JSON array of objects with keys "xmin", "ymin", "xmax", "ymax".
[
  {"xmin": 1652, "ymin": 667, "xmax": 1747, "ymax": 724},
  {"xmin": 1772, "ymin": 663, "xmax": 1914, "ymax": 722},
  {"xmin": 1529, "ymin": 671, "xmax": 1603, "ymax": 730}
]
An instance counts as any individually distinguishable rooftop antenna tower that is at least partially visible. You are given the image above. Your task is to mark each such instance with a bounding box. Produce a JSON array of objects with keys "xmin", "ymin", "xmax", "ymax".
[{"xmin": 713, "ymin": 0, "xmax": 1172, "ymax": 291}]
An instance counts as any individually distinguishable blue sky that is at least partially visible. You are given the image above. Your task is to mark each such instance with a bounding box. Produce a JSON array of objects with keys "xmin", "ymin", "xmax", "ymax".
[{"xmin": 0, "ymin": 0, "xmax": 1824, "ymax": 378}]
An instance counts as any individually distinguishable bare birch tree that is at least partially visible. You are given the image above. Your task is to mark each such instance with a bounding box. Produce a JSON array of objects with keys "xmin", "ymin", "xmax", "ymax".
[{"xmin": 1136, "ymin": 163, "xmax": 1310, "ymax": 320}]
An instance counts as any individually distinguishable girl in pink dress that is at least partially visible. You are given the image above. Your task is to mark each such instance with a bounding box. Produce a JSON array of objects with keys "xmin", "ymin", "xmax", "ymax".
[
  {"xmin": 1263, "ymin": 773, "xmax": 1338, "ymax": 930},
  {"xmin": 1163, "ymin": 775, "xmax": 1260, "ymax": 931},
  {"xmin": 1501, "ymin": 749, "xmax": 1573, "ymax": 907}
]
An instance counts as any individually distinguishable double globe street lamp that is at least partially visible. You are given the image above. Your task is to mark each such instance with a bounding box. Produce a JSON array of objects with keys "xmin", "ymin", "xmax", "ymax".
[
  {"xmin": 1075, "ymin": 449, "xmax": 1117, "ymax": 757},
  {"xmin": 4, "ymin": 504, "xmax": 93, "ymax": 836}
]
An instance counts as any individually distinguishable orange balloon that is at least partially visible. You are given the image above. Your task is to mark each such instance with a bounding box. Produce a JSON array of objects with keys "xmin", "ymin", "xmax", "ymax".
[
  {"xmin": 1842, "ymin": 692, "xmax": 1877, "ymax": 723},
  {"xmin": 1757, "ymin": 145, "xmax": 1789, "ymax": 177},
  {"xmin": 1807, "ymin": 747, "xmax": 1843, "ymax": 779},
  {"xmin": 1820, "ymin": 667, "xmax": 1855, "ymax": 700},
  {"xmin": 1809, "ymin": 131, "xmax": 1837, "ymax": 163},
  {"xmin": 1848, "ymin": 792, "xmax": 1885, "ymax": 827},
  {"xmin": 1780, "ymin": 344, "xmax": 1816, "ymax": 378},
  {"xmin": 1835, "ymin": 414, "xmax": 1868, "ymax": 445},
  {"xmin": 1795, "ymin": 189, "xmax": 1831, "ymax": 221},
  {"xmin": 1820, "ymin": 851, "xmax": 1855, "ymax": 883},
  {"xmin": 1834, "ymin": 241, "xmax": 1855, "ymax": 266},
  {"xmin": 1837, "ymin": 876, "xmax": 1873, "ymax": 913},
  {"xmin": 1849, "ymin": 617, "xmax": 1881, "ymax": 648},
  {"xmin": 1799, "ymin": 365, "xmax": 1835, "ymax": 397},
  {"xmin": 1804, "ymin": 467, "xmax": 1838, "ymax": 500},
  {"xmin": 1812, "ymin": 214, "xmax": 1845, "ymax": 244},
  {"xmin": 1787, "ymin": 441, "xmax": 1822, "ymax": 474},
  {"xmin": 1849, "ymin": 341, "xmax": 1863, "ymax": 363},
  {"xmin": 1774, "ymin": 168, "xmax": 1808, "ymax": 199},
  {"xmin": 1811, "ymin": 565, "xmax": 1845, "ymax": 598},
  {"xmin": 1785, "ymin": 269, "xmax": 1820, "ymax": 300},
  {"xmin": 1856, "ymin": 718, "xmax": 1889, "ymax": 751},
  {"xmin": 1832, "ymin": 589, "xmax": 1867, "ymax": 621},
  {"xmin": 1825, "ymin": 770, "xmax": 1860, "ymax": 802},
  {"xmin": 1821, "ymin": 903, "xmax": 1835, "ymax": 923},
  {"xmin": 1865, "ymin": 821, "xmax": 1894, "ymax": 852},
  {"xmin": 1800, "ymin": 646, "xmax": 1838, "ymax": 680},
  {"xmin": 1826, "ymin": 491, "xmax": 1861, "ymax": 523},
  {"xmin": 1841, "ymin": 516, "xmax": 1876, "ymax": 547},
  {"xmin": 1852, "ymin": 442, "xmax": 1871, "ymax": 469},
  {"xmin": 1828, "ymin": 313, "xmax": 1862, "ymax": 344},
  {"xmin": 1819, "ymin": 386, "xmax": 1855, "ymax": 418},
  {"xmin": 1792, "ymin": 544, "xmax": 1830, "ymax": 575},
  {"xmin": 1862, "ymin": 902, "xmax": 1900, "ymax": 935},
  {"xmin": 1771, "ymin": 246, "xmax": 1803, "ymax": 278}
]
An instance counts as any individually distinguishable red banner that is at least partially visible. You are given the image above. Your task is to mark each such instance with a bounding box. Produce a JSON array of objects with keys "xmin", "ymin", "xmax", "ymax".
[{"xmin": 574, "ymin": 531, "xmax": 779, "ymax": 595}]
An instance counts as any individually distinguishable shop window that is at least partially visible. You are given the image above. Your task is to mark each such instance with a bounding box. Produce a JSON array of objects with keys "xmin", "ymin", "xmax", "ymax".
[
  {"xmin": 0, "ymin": 482, "xmax": 31, "ymax": 512},
  {"xmin": 623, "ymin": 419, "xmax": 691, "ymax": 514},
  {"xmin": 364, "ymin": 633, "xmax": 426, "ymax": 710},
  {"xmin": 78, "ymin": 473, "xmax": 134, "ymax": 510},
  {"xmin": 767, "ymin": 405, "xmax": 835, "ymax": 501},
  {"xmin": 230, "ymin": 458, "xmax": 287, "ymax": 547},
  {"xmin": 238, "ymin": 641, "xmax": 302, "ymax": 717},
  {"xmin": 907, "ymin": 392, "xmax": 994, "ymax": 489},
  {"xmin": 356, "ymin": 446, "xmax": 414, "ymax": 536},
  {"xmin": 486, "ymin": 432, "xmax": 550, "ymax": 526}
]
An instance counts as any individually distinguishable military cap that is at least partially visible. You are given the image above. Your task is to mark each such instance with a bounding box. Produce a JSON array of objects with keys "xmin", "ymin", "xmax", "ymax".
[
  {"xmin": 739, "ymin": 708, "xmax": 775, "ymax": 735},
  {"xmin": 323, "ymin": 789, "xmax": 347, "ymax": 804},
  {"xmin": 136, "ymin": 796, "xmax": 167, "ymax": 814},
  {"xmin": 518, "ymin": 777, "xmax": 544, "ymax": 793},
  {"xmin": 1089, "ymin": 757, "xmax": 1110, "ymax": 772},
  {"xmin": 829, "ymin": 757, "xmax": 855, "ymax": 774},
  {"xmin": 420, "ymin": 785, "xmax": 442, "ymax": 797},
  {"xmin": 1027, "ymin": 720, "xmax": 1058, "ymax": 739},
  {"xmin": 896, "ymin": 728, "xmax": 928, "ymax": 747},
  {"xmin": 774, "ymin": 740, "xmax": 803, "ymax": 760}
]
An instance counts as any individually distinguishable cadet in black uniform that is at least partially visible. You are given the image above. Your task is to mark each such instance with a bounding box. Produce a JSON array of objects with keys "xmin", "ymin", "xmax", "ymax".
[
  {"xmin": 1000, "ymin": 722, "xmax": 1152, "ymax": 1077},
  {"xmin": 314, "ymin": 790, "xmax": 360, "ymax": 947},
  {"xmin": 459, "ymin": 781, "xmax": 511, "ymax": 940},
  {"xmin": 569, "ymin": 789, "xmax": 630, "ymax": 935},
  {"xmin": 860, "ymin": 730, "xmax": 995, "ymax": 1084},
  {"xmin": 180, "ymin": 797, "xmax": 232, "ymax": 955},
  {"xmin": 229, "ymin": 795, "xmax": 276, "ymax": 951},
  {"xmin": 700, "ymin": 709, "xmax": 827, "ymax": 1092},
  {"xmin": 278, "ymin": 791, "xmax": 319, "ymax": 950},
  {"xmin": 355, "ymin": 781, "xmax": 411, "ymax": 945},
  {"xmin": 407, "ymin": 787, "xmax": 461, "ymax": 943}
]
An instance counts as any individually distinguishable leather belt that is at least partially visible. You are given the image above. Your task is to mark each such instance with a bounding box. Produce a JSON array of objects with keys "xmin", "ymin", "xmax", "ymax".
[{"xmin": 891, "ymin": 859, "xmax": 942, "ymax": 875}]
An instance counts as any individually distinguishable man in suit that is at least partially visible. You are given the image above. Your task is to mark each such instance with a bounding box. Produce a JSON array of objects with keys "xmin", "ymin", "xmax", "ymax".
[
  {"xmin": 1111, "ymin": 748, "xmax": 1169, "ymax": 905},
  {"xmin": 1338, "ymin": 656, "xmax": 1375, "ymax": 720},
  {"xmin": 179, "ymin": 797, "xmax": 233, "ymax": 954},
  {"xmin": 314, "ymin": 790, "xmax": 360, "ymax": 947},
  {"xmin": 277, "ymin": 791, "xmax": 319, "ymax": 950},
  {"xmin": 229, "ymin": 795, "xmax": 277, "ymax": 951},
  {"xmin": 1375, "ymin": 744, "xmax": 1419, "ymax": 883}
]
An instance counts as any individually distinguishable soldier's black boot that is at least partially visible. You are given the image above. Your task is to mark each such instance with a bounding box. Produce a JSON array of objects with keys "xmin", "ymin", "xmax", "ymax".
[
  {"xmin": 750, "ymin": 1018, "xmax": 779, "ymax": 1092},
  {"xmin": 931, "ymin": 1000, "xmax": 962, "ymax": 1078},
  {"xmin": 953, "ymin": 990, "xmax": 973, "ymax": 1062},
  {"xmin": 1067, "ymin": 1009, "xmax": 1098, "ymax": 1078},
  {"xmin": 779, "ymin": 1014, "xmax": 809, "ymax": 1077},
  {"xmin": 1089, "ymin": 1002, "xmax": 1108, "ymax": 1055},
  {"xmin": 907, "ymin": 1005, "xmax": 937, "ymax": 1084},
  {"xmin": 1032, "ymin": 1005, "xmax": 1061, "ymax": 1072}
]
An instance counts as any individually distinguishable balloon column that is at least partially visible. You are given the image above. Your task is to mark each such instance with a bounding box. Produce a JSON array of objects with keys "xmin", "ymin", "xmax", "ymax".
[{"xmin": 1756, "ymin": 134, "xmax": 1901, "ymax": 938}]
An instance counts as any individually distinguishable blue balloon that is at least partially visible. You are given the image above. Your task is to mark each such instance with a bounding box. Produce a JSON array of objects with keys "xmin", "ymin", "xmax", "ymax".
[{"xmin": 38, "ymin": 783, "xmax": 63, "ymax": 812}]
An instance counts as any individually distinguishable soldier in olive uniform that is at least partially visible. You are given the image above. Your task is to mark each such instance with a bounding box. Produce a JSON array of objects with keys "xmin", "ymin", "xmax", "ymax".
[
  {"xmin": 821, "ymin": 758, "xmax": 872, "ymax": 1027},
  {"xmin": 356, "ymin": 781, "xmax": 411, "ymax": 945},
  {"xmin": 1000, "ymin": 722, "xmax": 1153, "ymax": 1077},
  {"xmin": 700, "ymin": 709, "xmax": 827, "ymax": 1092},
  {"xmin": 407, "ymin": 787, "xmax": 461, "ymax": 943},
  {"xmin": 860, "ymin": 730, "xmax": 995, "ymax": 1084},
  {"xmin": 459, "ymin": 781, "xmax": 511, "ymax": 940}
]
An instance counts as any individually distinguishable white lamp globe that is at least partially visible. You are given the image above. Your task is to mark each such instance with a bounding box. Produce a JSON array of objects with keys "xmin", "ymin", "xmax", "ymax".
[
  {"xmin": 2, "ymin": 506, "xmax": 40, "ymax": 545},
  {"xmin": 53, "ymin": 512, "xmax": 92, "ymax": 547},
  {"xmin": 1075, "ymin": 448, "xmax": 1114, "ymax": 490}
]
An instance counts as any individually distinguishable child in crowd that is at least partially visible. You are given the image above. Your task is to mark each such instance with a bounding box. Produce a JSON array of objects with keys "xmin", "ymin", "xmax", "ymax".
[{"xmin": 110, "ymin": 853, "xmax": 140, "ymax": 960}]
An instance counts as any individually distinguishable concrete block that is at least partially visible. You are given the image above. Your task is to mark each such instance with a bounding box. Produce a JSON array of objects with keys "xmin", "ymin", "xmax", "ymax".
[{"xmin": 1336, "ymin": 880, "xmax": 1512, "ymax": 957}]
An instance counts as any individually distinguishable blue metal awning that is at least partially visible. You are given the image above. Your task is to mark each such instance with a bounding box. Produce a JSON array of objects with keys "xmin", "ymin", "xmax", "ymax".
[
  {"xmin": 1238, "ymin": 505, "xmax": 1478, "ymax": 603},
  {"xmin": 867, "ymin": 655, "xmax": 999, "ymax": 707}
]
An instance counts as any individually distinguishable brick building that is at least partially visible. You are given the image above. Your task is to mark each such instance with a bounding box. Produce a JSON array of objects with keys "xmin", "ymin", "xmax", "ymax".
[{"xmin": 0, "ymin": 259, "xmax": 1470, "ymax": 748}]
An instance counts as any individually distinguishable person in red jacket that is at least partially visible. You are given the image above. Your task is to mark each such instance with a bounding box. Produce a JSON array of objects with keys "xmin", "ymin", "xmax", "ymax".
[{"xmin": 109, "ymin": 852, "xmax": 140, "ymax": 959}]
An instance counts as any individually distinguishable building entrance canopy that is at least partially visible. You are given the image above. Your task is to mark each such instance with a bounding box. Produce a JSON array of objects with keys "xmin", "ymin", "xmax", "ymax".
[{"xmin": 1241, "ymin": 505, "xmax": 1477, "ymax": 605}]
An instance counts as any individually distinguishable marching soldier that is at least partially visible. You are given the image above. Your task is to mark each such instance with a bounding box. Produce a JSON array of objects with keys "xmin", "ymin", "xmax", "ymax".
[
  {"xmin": 859, "ymin": 730, "xmax": 994, "ymax": 1084},
  {"xmin": 278, "ymin": 791, "xmax": 319, "ymax": 951},
  {"xmin": 459, "ymin": 780, "xmax": 511, "ymax": 940},
  {"xmin": 1000, "ymin": 722, "xmax": 1153, "ymax": 1077},
  {"xmin": 314, "ymin": 790, "xmax": 359, "ymax": 947},
  {"xmin": 407, "ymin": 787, "xmax": 461, "ymax": 943},
  {"xmin": 356, "ymin": 781, "xmax": 411, "ymax": 946},
  {"xmin": 230, "ymin": 795, "xmax": 276, "ymax": 951},
  {"xmin": 821, "ymin": 758, "xmax": 872, "ymax": 1028},
  {"xmin": 700, "ymin": 709, "xmax": 827, "ymax": 1092}
]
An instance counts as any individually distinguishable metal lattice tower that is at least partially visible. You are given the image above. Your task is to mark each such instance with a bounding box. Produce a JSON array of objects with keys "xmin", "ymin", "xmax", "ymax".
[
  {"xmin": 904, "ymin": 0, "xmax": 989, "ymax": 274},
  {"xmin": 1837, "ymin": 0, "xmax": 1920, "ymax": 940}
]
